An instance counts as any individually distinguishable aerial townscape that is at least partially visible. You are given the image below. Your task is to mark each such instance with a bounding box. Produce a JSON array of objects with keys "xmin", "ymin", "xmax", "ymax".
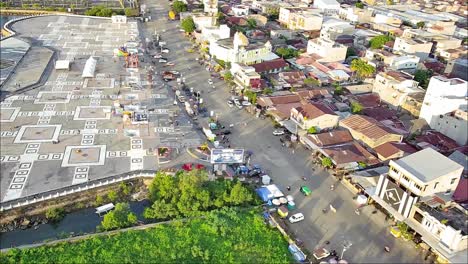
[{"xmin": 0, "ymin": 0, "xmax": 467, "ymax": 263}]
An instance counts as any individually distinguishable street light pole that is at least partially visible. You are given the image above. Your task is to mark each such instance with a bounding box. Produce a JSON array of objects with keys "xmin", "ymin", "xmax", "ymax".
[{"xmin": 340, "ymin": 241, "xmax": 352, "ymax": 260}]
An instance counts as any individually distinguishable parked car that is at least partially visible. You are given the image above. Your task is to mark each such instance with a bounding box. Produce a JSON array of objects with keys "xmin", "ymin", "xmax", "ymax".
[
  {"xmin": 227, "ymin": 100, "xmax": 234, "ymax": 108},
  {"xmin": 162, "ymin": 49, "xmax": 170, "ymax": 53},
  {"xmin": 153, "ymin": 54, "xmax": 162, "ymax": 59},
  {"xmin": 242, "ymin": 101, "xmax": 251, "ymax": 106},
  {"xmin": 159, "ymin": 59, "xmax": 168, "ymax": 63},
  {"xmin": 289, "ymin": 213, "xmax": 305, "ymax": 223},
  {"xmin": 169, "ymin": 71, "xmax": 179, "ymax": 75},
  {"xmin": 273, "ymin": 130, "xmax": 285, "ymax": 136},
  {"xmin": 300, "ymin": 186, "xmax": 312, "ymax": 196},
  {"xmin": 208, "ymin": 79, "xmax": 213, "ymax": 85},
  {"xmin": 235, "ymin": 100, "xmax": 242, "ymax": 109}
]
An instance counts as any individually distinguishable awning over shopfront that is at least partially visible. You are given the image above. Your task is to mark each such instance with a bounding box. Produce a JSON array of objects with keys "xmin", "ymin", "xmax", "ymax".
[{"xmin": 282, "ymin": 119, "xmax": 298, "ymax": 135}]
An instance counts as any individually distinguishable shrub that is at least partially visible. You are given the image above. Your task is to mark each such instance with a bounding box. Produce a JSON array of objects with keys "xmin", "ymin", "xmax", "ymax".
[
  {"xmin": 321, "ymin": 157, "xmax": 333, "ymax": 168},
  {"xmin": 45, "ymin": 208, "xmax": 65, "ymax": 223}
]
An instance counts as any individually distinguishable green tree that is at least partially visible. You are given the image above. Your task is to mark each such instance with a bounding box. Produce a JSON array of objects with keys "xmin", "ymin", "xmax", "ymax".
[
  {"xmin": 369, "ymin": 35, "xmax": 392, "ymax": 49},
  {"xmin": 355, "ymin": 2, "xmax": 364, "ymax": 8},
  {"xmin": 358, "ymin": 162, "xmax": 367, "ymax": 168},
  {"xmin": 413, "ymin": 69, "xmax": 432, "ymax": 89},
  {"xmin": 223, "ymin": 72, "xmax": 233, "ymax": 82},
  {"xmin": 321, "ymin": 157, "xmax": 333, "ymax": 168},
  {"xmin": 45, "ymin": 207, "xmax": 65, "ymax": 223},
  {"xmin": 216, "ymin": 12, "xmax": 225, "ymax": 24},
  {"xmin": 346, "ymin": 47, "xmax": 357, "ymax": 58},
  {"xmin": 275, "ymin": 47, "xmax": 299, "ymax": 59},
  {"xmin": 307, "ymin": 127, "xmax": 317, "ymax": 134},
  {"xmin": 181, "ymin": 17, "xmax": 196, "ymax": 33},
  {"xmin": 266, "ymin": 8, "xmax": 279, "ymax": 20},
  {"xmin": 334, "ymin": 85, "xmax": 344, "ymax": 96},
  {"xmin": 100, "ymin": 203, "xmax": 137, "ymax": 230},
  {"xmin": 95, "ymin": 195, "xmax": 106, "ymax": 206},
  {"xmin": 247, "ymin": 18, "xmax": 257, "ymax": 29},
  {"xmin": 107, "ymin": 190, "xmax": 119, "ymax": 202},
  {"xmin": 263, "ymin": 88, "xmax": 273, "ymax": 95},
  {"xmin": 228, "ymin": 182, "xmax": 253, "ymax": 205},
  {"xmin": 416, "ymin": 21, "xmax": 425, "ymax": 29},
  {"xmin": 304, "ymin": 78, "xmax": 319, "ymax": 86},
  {"xmin": 125, "ymin": 8, "xmax": 138, "ymax": 17},
  {"xmin": 119, "ymin": 182, "xmax": 132, "ymax": 196},
  {"xmin": 172, "ymin": 1, "xmax": 188, "ymax": 13},
  {"xmin": 351, "ymin": 101, "xmax": 363, "ymax": 114},
  {"xmin": 351, "ymin": 59, "xmax": 375, "ymax": 79}
]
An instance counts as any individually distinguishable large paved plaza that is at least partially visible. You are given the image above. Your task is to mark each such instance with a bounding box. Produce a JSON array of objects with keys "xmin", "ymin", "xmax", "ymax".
[{"xmin": 0, "ymin": 15, "xmax": 202, "ymax": 203}]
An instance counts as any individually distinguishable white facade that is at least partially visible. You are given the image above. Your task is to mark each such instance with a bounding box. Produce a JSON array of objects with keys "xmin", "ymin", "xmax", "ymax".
[
  {"xmin": 389, "ymin": 55, "xmax": 420, "ymax": 70},
  {"xmin": 279, "ymin": 7, "xmax": 323, "ymax": 30},
  {"xmin": 201, "ymin": 24, "xmax": 230, "ymax": 42},
  {"xmin": 209, "ymin": 32, "xmax": 277, "ymax": 65},
  {"xmin": 420, "ymin": 76, "xmax": 468, "ymax": 128},
  {"xmin": 320, "ymin": 19, "xmax": 355, "ymax": 41},
  {"xmin": 203, "ymin": 0, "xmax": 218, "ymax": 14},
  {"xmin": 393, "ymin": 37, "xmax": 433, "ymax": 60},
  {"xmin": 231, "ymin": 5, "xmax": 250, "ymax": 16},
  {"xmin": 307, "ymin": 38, "xmax": 347, "ymax": 63},
  {"xmin": 431, "ymin": 108, "xmax": 468, "ymax": 146},
  {"xmin": 373, "ymin": 72, "xmax": 423, "ymax": 109},
  {"xmin": 313, "ymin": 0, "xmax": 340, "ymax": 13}
]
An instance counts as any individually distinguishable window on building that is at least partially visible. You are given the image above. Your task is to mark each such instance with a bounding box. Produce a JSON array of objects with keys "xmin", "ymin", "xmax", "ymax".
[
  {"xmin": 415, "ymin": 184, "xmax": 422, "ymax": 190},
  {"xmin": 450, "ymin": 178, "xmax": 458, "ymax": 185},
  {"xmin": 434, "ymin": 182, "xmax": 439, "ymax": 189},
  {"xmin": 402, "ymin": 175, "xmax": 410, "ymax": 182},
  {"xmin": 413, "ymin": 211, "xmax": 424, "ymax": 223}
]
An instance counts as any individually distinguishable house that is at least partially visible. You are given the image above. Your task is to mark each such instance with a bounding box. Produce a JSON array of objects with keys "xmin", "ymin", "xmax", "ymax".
[
  {"xmin": 231, "ymin": 5, "xmax": 250, "ymax": 16},
  {"xmin": 192, "ymin": 14, "xmax": 217, "ymax": 29},
  {"xmin": 300, "ymin": 130, "xmax": 354, "ymax": 150},
  {"xmin": 199, "ymin": 24, "xmax": 231, "ymax": 43},
  {"xmin": 313, "ymin": 0, "xmax": 340, "ymax": 14},
  {"xmin": 401, "ymin": 92, "xmax": 425, "ymax": 118},
  {"xmin": 340, "ymin": 115, "xmax": 403, "ymax": 149},
  {"xmin": 209, "ymin": 32, "xmax": 278, "ymax": 65},
  {"xmin": 430, "ymin": 108, "xmax": 468, "ymax": 146},
  {"xmin": 231, "ymin": 64, "xmax": 262, "ymax": 89},
  {"xmin": 448, "ymin": 150, "xmax": 468, "ymax": 177},
  {"xmin": 373, "ymin": 71, "xmax": 424, "ymax": 110},
  {"xmin": 290, "ymin": 103, "xmax": 339, "ymax": 131},
  {"xmin": 339, "ymin": 5, "xmax": 374, "ymax": 24},
  {"xmin": 393, "ymin": 36, "xmax": 433, "ymax": 61},
  {"xmin": 414, "ymin": 131, "xmax": 461, "ymax": 154},
  {"xmin": 278, "ymin": 7, "xmax": 323, "ymax": 31},
  {"xmin": 406, "ymin": 200, "xmax": 468, "ymax": 264},
  {"xmin": 320, "ymin": 18, "xmax": 355, "ymax": 42},
  {"xmin": 445, "ymin": 58, "xmax": 468, "ymax": 81},
  {"xmin": 419, "ymin": 76, "xmax": 467, "ymax": 129},
  {"xmin": 278, "ymin": 71, "xmax": 306, "ymax": 88},
  {"xmin": 374, "ymin": 148, "xmax": 463, "ymax": 219},
  {"xmin": 307, "ymin": 38, "xmax": 347, "ymax": 63},
  {"xmin": 374, "ymin": 142, "xmax": 417, "ymax": 161},
  {"xmin": 251, "ymin": 58, "xmax": 288, "ymax": 74},
  {"xmin": 319, "ymin": 141, "xmax": 380, "ymax": 170},
  {"xmin": 203, "ymin": 0, "xmax": 218, "ymax": 14}
]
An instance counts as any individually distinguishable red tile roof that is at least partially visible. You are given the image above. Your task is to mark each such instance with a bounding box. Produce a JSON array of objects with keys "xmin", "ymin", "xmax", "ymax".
[
  {"xmin": 305, "ymin": 130, "xmax": 354, "ymax": 148},
  {"xmin": 362, "ymin": 107, "xmax": 398, "ymax": 121},
  {"xmin": 415, "ymin": 131, "xmax": 460, "ymax": 153},
  {"xmin": 374, "ymin": 142, "xmax": 417, "ymax": 159},
  {"xmin": 294, "ymin": 103, "xmax": 336, "ymax": 119},
  {"xmin": 251, "ymin": 58, "xmax": 288, "ymax": 73},
  {"xmin": 353, "ymin": 93, "xmax": 380, "ymax": 108},
  {"xmin": 340, "ymin": 115, "xmax": 401, "ymax": 141},
  {"xmin": 322, "ymin": 142, "xmax": 379, "ymax": 165}
]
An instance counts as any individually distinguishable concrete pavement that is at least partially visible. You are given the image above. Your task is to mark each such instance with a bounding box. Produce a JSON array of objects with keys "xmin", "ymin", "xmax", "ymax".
[{"xmin": 141, "ymin": 1, "xmax": 425, "ymax": 263}]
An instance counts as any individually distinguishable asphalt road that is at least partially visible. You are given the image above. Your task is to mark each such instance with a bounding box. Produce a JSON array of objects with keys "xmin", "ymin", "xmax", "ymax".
[{"xmin": 141, "ymin": 2, "xmax": 425, "ymax": 263}]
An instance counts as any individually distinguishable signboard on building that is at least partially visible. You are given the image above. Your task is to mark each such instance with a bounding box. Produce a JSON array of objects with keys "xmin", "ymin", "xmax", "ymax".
[{"xmin": 210, "ymin": 149, "xmax": 244, "ymax": 164}]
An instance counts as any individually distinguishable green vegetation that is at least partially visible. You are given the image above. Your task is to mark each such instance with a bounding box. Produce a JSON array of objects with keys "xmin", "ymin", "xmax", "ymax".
[
  {"xmin": 358, "ymin": 162, "xmax": 367, "ymax": 169},
  {"xmin": 346, "ymin": 47, "xmax": 357, "ymax": 58},
  {"xmin": 416, "ymin": 21, "xmax": 425, "ymax": 29},
  {"xmin": 0, "ymin": 208, "xmax": 290, "ymax": 264},
  {"xmin": 304, "ymin": 78, "xmax": 319, "ymax": 86},
  {"xmin": 321, "ymin": 157, "xmax": 333, "ymax": 168},
  {"xmin": 244, "ymin": 90, "xmax": 258, "ymax": 104},
  {"xmin": 107, "ymin": 190, "xmax": 118, "ymax": 202},
  {"xmin": 223, "ymin": 72, "xmax": 233, "ymax": 82},
  {"xmin": 85, "ymin": 6, "xmax": 113, "ymax": 17},
  {"xmin": 351, "ymin": 101, "xmax": 363, "ymax": 114},
  {"xmin": 369, "ymin": 35, "xmax": 393, "ymax": 49},
  {"xmin": 181, "ymin": 17, "xmax": 196, "ymax": 33},
  {"xmin": 124, "ymin": 8, "xmax": 139, "ymax": 17},
  {"xmin": 263, "ymin": 88, "xmax": 273, "ymax": 95},
  {"xmin": 266, "ymin": 8, "xmax": 279, "ymax": 20},
  {"xmin": 143, "ymin": 171, "xmax": 256, "ymax": 220},
  {"xmin": 351, "ymin": 59, "xmax": 375, "ymax": 79},
  {"xmin": 275, "ymin": 47, "xmax": 299, "ymax": 59},
  {"xmin": 413, "ymin": 69, "xmax": 432, "ymax": 89},
  {"xmin": 172, "ymin": 1, "xmax": 188, "ymax": 13},
  {"xmin": 397, "ymin": 221, "xmax": 414, "ymax": 241},
  {"xmin": 216, "ymin": 12, "xmax": 226, "ymax": 24},
  {"xmin": 334, "ymin": 85, "xmax": 344, "ymax": 96},
  {"xmin": 99, "ymin": 202, "xmax": 137, "ymax": 231},
  {"xmin": 355, "ymin": 2, "xmax": 364, "ymax": 8},
  {"xmin": 45, "ymin": 208, "xmax": 65, "ymax": 223},
  {"xmin": 247, "ymin": 18, "xmax": 257, "ymax": 29},
  {"xmin": 307, "ymin": 127, "xmax": 317, "ymax": 134}
]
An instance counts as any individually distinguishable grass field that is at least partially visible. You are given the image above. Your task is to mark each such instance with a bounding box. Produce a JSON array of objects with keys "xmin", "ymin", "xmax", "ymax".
[{"xmin": 1, "ymin": 208, "xmax": 291, "ymax": 264}]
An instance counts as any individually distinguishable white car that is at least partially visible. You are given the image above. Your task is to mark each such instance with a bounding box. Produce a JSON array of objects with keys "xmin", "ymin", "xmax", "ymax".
[
  {"xmin": 208, "ymin": 79, "xmax": 213, "ymax": 85},
  {"xmin": 273, "ymin": 130, "xmax": 285, "ymax": 136},
  {"xmin": 227, "ymin": 100, "xmax": 234, "ymax": 108},
  {"xmin": 153, "ymin": 54, "xmax": 162, "ymax": 59},
  {"xmin": 242, "ymin": 101, "xmax": 251, "ymax": 106},
  {"xmin": 161, "ymin": 49, "xmax": 170, "ymax": 53},
  {"xmin": 289, "ymin": 213, "xmax": 304, "ymax": 223},
  {"xmin": 159, "ymin": 59, "xmax": 168, "ymax": 63},
  {"xmin": 170, "ymin": 71, "xmax": 179, "ymax": 75},
  {"xmin": 234, "ymin": 100, "xmax": 242, "ymax": 109}
]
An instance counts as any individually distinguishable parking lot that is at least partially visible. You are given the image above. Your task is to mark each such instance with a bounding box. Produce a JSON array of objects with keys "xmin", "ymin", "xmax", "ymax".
[{"xmin": 142, "ymin": 1, "xmax": 425, "ymax": 263}]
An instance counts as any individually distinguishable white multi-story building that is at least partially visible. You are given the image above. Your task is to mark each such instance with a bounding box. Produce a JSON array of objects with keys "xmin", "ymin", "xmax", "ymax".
[
  {"xmin": 373, "ymin": 71, "xmax": 424, "ymax": 109},
  {"xmin": 320, "ymin": 18, "xmax": 355, "ymax": 41},
  {"xmin": 203, "ymin": 0, "xmax": 218, "ymax": 15},
  {"xmin": 313, "ymin": 0, "xmax": 340, "ymax": 14},
  {"xmin": 209, "ymin": 32, "xmax": 278, "ymax": 65},
  {"xmin": 430, "ymin": 107, "xmax": 468, "ymax": 146},
  {"xmin": 307, "ymin": 38, "xmax": 347, "ymax": 63},
  {"xmin": 200, "ymin": 24, "xmax": 230, "ymax": 43},
  {"xmin": 231, "ymin": 5, "xmax": 250, "ymax": 16},
  {"xmin": 374, "ymin": 148, "xmax": 463, "ymax": 219},
  {"xmin": 279, "ymin": 7, "xmax": 323, "ymax": 31},
  {"xmin": 393, "ymin": 36, "xmax": 433, "ymax": 61},
  {"xmin": 419, "ymin": 76, "xmax": 467, "ymax": 128}
]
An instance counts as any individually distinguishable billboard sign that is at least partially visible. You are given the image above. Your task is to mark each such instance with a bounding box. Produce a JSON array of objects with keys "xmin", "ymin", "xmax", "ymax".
[{"xmin": 210, "ymin": 149, "xmax": 244, "ymax": 164}]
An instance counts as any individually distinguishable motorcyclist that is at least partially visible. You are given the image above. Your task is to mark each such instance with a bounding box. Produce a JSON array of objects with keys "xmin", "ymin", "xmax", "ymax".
[{"xmin": 287, "ymin": 186, "xmax": 291, "ymax": 191}]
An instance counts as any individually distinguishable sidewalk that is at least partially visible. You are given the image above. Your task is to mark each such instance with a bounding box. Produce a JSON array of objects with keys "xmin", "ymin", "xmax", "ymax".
[{"xmin": 186, "ymin": 147, "xmax": 210, "ymax": 162}]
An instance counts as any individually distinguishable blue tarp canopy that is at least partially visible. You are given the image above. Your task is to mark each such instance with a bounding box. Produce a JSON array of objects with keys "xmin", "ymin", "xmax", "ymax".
[
  {"xmin": 288, "ymin": 244, "xmax": 306, "ymax": 262},
  {"xmin": 256, "ymin": 187, "xmax": 272, "ymax": 202}
]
